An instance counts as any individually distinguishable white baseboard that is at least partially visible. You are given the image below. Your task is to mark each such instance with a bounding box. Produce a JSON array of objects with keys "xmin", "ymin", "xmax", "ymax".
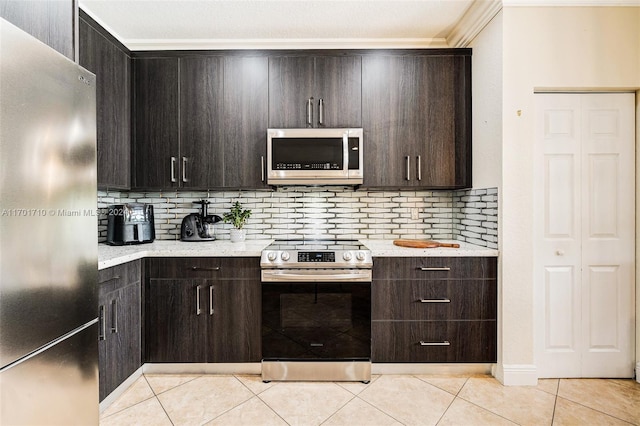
[
  {"xmin": 492, "ymin": 364, "xmax": 538, "ymax": 386},
  {"xmin": 99, "ymin": 366, "xmax": 144, "ymax": 413},
  {"xmin": 636, "ymin": 362, "xmax": 640, "ymax": 384},
  {"xmin": 372, "ymin": 363, "xmax": 493, "ymax": 375}
]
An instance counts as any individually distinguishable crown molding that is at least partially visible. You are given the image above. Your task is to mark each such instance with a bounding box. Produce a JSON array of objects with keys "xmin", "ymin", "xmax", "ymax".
[
  {"xmin": 447, "ymin": 0, "xmax": 502, "ymax": 48},
  {"xmin": 123, "ymin": 38, "xmax": 451, "ymax": 51},
  {"xmin": 503, "ymin": 0, "xmax": 639, "ymax": 6}
]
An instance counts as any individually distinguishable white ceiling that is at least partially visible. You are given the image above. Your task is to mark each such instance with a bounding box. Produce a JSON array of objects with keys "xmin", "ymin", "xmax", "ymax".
[{"xmin": 79, "ymin": 0, "xmax": 502, "ymax": 50}]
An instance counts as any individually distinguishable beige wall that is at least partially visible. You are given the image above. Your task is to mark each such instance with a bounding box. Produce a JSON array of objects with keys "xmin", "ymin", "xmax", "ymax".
[{"xmin": 499, "ymin": 6, "xmax": 640, "ymax": 384}]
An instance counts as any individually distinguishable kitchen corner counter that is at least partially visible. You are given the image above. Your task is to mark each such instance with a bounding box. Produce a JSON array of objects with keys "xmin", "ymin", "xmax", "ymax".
[
  {"xmin": 98, "ymin": 240, "xmax": 273, "ymax": 270},
  {"xmin": 360, "ymin": 240, "xmax": 498, "ymax": 257}
]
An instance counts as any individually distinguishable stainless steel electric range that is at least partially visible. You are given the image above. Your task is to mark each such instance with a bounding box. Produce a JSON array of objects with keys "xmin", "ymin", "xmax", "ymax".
[{"xmin": 260, "ymin": 239, "xmax": 372, "ymax": 383}]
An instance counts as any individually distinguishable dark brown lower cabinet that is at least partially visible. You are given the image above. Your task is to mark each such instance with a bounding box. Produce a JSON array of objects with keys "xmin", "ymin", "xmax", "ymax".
[
  {"xmin": 145, "ymin": 257, "xmax": 261, "ymax": 363},
  {"xmin": 98, "ymin": 261, "xmax": 142, "ymax": 401},
  {"xmin": 372, "ymin": 256, "xmax": 497, "ymax": 363},
  {"xmin": 372, "ymin": 321, "xmax": 496, "ymax": 363}
]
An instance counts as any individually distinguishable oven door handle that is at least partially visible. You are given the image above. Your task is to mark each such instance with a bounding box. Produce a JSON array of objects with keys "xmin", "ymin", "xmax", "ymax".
[{"xmin": 261, "ymin": 270, "xmax": 372, "ymax": 282}]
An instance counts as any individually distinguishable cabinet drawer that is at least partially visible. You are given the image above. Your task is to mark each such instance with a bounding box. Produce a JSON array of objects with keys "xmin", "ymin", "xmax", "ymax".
[
  {"xmin": 146, "ymin": 257, "xmax": 260, "ymax": 279},
  {"xmin": 98, "ymin": 260, "xmax": 141, "ymax": 292},
  {"xmin": 372, "ymin": 279, "xmax": 496, "ymax": 320},
  {"xmin": 373, "ymin": 257, "xmax": 497, "ymax": 280},
  {"xmin": 372, "ymin": 320, "xmax": 496, "ymax": 363}
]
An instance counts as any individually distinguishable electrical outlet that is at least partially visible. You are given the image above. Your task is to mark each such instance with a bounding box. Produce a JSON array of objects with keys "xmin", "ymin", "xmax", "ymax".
[{"xmin": 411, "ymin": 208, "xmax": 419, "ymax": 220}]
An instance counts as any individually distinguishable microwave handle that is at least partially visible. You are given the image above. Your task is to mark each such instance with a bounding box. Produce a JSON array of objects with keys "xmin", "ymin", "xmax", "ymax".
[{"xmin": 306, "ymin": 97, "xmax": 314, "ymax": 127}]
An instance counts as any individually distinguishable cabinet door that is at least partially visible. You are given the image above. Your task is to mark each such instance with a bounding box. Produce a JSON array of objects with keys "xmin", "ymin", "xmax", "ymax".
[
  {"xmin": 268, "ymin": 56, "xmax": 315, "ymax": 128},
  {"xmin": 223, "ymin": 56, "xmax": 269, "ymax": 188},
  {"xmin": 146, "ymin": 279, "xmax": 208, "ymax": 362},
  {"xmin": 0, "ymin": 0, "xmax": 74, "ymax": 60},
  {"xmin": 211, "ymin": 280, "xmax": 261, "ymax": 362},
  {"xmin": 179, "ymin": 56, "xmax": 224, "ymax": 189},
  {"xmin": 362, "ymin": 55, "xmax": 412, "ymax": 188},
  {"xmin": 133, "ymin": 57, "xmax": 179, "ymax": 189},
  {"xmin": 79, "ymin": 17, "xmax": 131, "ymax": 190},
  {"xmin": 315, "ymin": 56, "xmax": 361, "ymax": 128},
  {"xmin": 362, "ymin": 54, "xmax": 471, "ymax": 189},
  {"xmin": 97, "ymin": 261, "xmax": 141, "ymax": 401}
]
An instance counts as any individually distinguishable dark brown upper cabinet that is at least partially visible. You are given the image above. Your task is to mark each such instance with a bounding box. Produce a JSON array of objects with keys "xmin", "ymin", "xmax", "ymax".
[
  {"xmin": 268, "ymin": 55, "xmax": 361, "ymax": 128},
  {"xmin": 133, "ymin": 57, "xmax": 180, "ymax": 189},
  {"xmin": 362, "ymin": 52, "xmax": 471, "ymax": 189},
  {"xmin": 79, "ymin": 12, "xmax": 132, "ymax": 190},
  {"xmin": 179, "ymin": 56, "xmax": 225, "ymax": 188},
  {"xmin": 0, "ymin": 0, "xmax": 75, "ymax": 60},
  {"xmin": 222, "ymin": 56, "xmax": 269, "ymax": 189}
]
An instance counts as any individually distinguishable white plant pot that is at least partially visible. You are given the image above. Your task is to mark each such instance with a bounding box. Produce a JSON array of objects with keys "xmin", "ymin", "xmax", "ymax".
[{"xmin": 229, "ymin": 228, "xmax": 246, "ymax": 243}]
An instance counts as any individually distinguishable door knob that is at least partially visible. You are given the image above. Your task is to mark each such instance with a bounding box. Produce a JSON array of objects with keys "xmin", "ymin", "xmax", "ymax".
[{"xmin": 555, "ymin": 250, "xmax": 565, "ymax": 256}]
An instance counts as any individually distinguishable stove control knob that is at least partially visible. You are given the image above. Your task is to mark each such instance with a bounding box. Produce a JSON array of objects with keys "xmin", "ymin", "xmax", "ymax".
[
  {"xmin": 356, "ymin": 251, "xmax": 366, "ymax": 261},
  {"xmin": 267, "ymin": 252, "xmax": 277, "ymax": 261},
  {"xmin": 343, "ymin": 251, "xmax": 353, "ymax": 261},
  {"xmin": 281, "ymin": 251, "xmax": 290, "ymax": 261}
]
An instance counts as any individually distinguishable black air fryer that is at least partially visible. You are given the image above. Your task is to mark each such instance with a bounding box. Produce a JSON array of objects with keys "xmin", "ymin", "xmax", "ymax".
[
  {"xmin": 181, "ymin": 200, "xmax": 222, "ymax": 242},
  {"xmin": 106, "ymin": 203, "xmax": 155, "ymax": 245}
]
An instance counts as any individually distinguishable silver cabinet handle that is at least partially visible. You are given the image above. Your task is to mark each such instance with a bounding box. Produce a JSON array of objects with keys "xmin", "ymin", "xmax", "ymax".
[
  {"xmin": 418, "ymin": 298, "xmax": 451, "ymax": 303},
  {"xmin": 98, "ymin": 305, "xmax": 106, "ymax": 341},
  {"xmin": 209, "ymin": 285, "xmax": 214, "ymax": 316},
  {"xmin": 261, "ymin": 156, "xmax": 265, "ymax": 182},
  {"xmin": 111, "ymin": 299, "xmax": 118, "ymax": 333},
  {"xmin": 418, "ymin": 267, "xmax": 451, "ymax": 271},
  {"xmin": 406, "ymin": 156, "xmax": 410, "ymax": 181},
  {"xmin": 98, "ymin": 275, "xmax": 121, "ymax": 285},
  {"xmin": 196, "ymin": 285, "xmax": 202, "ymax": 315},
  {"xmin": 417, "ymin": 155, "xmax": 422, "ymax": 181},
  {"xmin": 306, "ymin": 97, "xmax": 314, "ymax": 127},
  {"xmin": 318, "ymin": 98, "xmax": 324, "ymax": 126},
  {"xmin": 182, "ymin": 157, "xmax": 188, "ymax": 183},
  {"xmin": 420, "ymin": 341, "xmax": 450, "ymax": 346},
  {"xmin": 170, "ymin": 157, "xmax": 177, "ymax": 183},
  {"xmin": 190, "ymin": 266, "xmax": 220, "ymax": 271}
]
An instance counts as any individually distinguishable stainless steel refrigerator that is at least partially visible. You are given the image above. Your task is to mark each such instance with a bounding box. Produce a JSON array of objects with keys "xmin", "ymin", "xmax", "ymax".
[{"xmin": 0, "ymin": 18, "xmax": 98, "ymax": 425}]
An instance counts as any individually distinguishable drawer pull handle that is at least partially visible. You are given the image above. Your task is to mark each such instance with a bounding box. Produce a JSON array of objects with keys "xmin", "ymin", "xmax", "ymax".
[
  {"xmin": 98, "ymin": 305, "xmax": 106, "ymax": 341},
  {"xmin": 190, "ymin": 266, "xmax": 220, "ymax": 271},
  {"xmin": 418, "ymin": 298, "xmax": 451, "ymax": 303},
  {"xmin": 418, "ymin": 267, "xmax": 451, "ymax": 271},
  {"xmin": 420, "ymin": 341, "xmax": 450, "ymax": 346},
  {"xmin": 98, "ymin": 275, "xmax": 121, "ymax": 284},
  {"xmin": 209, "ymin": 285, "xmax": 214, "ymax": 316}
]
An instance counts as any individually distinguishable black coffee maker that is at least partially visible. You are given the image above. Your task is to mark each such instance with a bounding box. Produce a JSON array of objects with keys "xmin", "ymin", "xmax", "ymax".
[{"xmin": 180, "ymin": 200, "xmax": 222, "ymax": 242}]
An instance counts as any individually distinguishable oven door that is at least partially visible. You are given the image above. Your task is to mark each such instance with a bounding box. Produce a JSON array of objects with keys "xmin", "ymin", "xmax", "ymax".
[{"xmin": 261, "ymin": 269, "xmax": 371, "ymax": 361}]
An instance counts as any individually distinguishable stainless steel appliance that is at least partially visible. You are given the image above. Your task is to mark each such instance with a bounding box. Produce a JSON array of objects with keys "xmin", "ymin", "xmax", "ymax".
[
  {"xmin": 0, "ymin": 19, "xmax": 99, "ymax": 425},
  {"xmin": 181, "ymin": 200, "xmax": 222, "ymax": 242},
  {"xmin": 107, "ymin": 203, "xmax": 156, "ymax": 245},
  {"xmin": 266, "ymin": 128, "xmax": 363, "ymax": 185},
  {"xmin": 261, "ymin": 239, "xmax": 372, "ymax": 382}
]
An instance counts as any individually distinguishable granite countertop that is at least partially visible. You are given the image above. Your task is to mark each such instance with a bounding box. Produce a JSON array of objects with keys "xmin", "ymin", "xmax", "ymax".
[
  {"xmin": 98, "ymin": 240, "xmax": 273, "ymax": 270},
  {"xmin": 99, "ymin": 238, "xmax": 498, "ymax": 270}
]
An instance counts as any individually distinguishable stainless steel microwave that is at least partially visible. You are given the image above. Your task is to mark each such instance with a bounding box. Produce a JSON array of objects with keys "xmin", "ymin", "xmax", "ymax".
[{"xmin": 266, "ymin": 128, "xmax": 363, "ymax": 185}]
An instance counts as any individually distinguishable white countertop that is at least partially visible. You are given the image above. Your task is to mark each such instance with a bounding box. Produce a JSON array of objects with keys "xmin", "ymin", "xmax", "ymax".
[
  {"xmin": 98, "ymin": 240, "xmax": 273, "ymax": 270},
  {"xmin": 99, "ymin": 239, "xmax": 498, "ymax": 270},
  {"xmin": 360, "ymin": 239, "xmax": 499, "ymax": 258}
]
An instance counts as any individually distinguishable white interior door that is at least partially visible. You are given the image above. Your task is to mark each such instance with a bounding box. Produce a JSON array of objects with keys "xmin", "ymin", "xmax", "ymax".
[{"xmin": 534, "ymin": 93, "xmax": 635, "ymax": 378}]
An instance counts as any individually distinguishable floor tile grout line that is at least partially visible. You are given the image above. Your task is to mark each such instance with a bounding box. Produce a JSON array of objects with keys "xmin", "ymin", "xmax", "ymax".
[
  {"xmin": 143, "ymin": 376, "xmax": 176, "ymax": 426},
  {"xmin": 454, "ymin": 394, "xmax": 526, "ymax": 425},
  {"xmin": 252, "ymin": 383, "xmax": 296, "ymax": 426},
  {"xmin": 318, "ymin": 390, "xmax": 360, "ymax": 426},
  {"xmin": 143, "ymin": 373, "xmax": 203, "ymax": 397},
  {"xmin": 553, "ymin": 394, "xmax": 637, "ymax": 426},
  {"xmin": 99, "ymin": 376, "xmax": 158, "ymax": 420},
  {"xmin": 350, "ymin": 394, "xmax": 407, "ymax": 426}
]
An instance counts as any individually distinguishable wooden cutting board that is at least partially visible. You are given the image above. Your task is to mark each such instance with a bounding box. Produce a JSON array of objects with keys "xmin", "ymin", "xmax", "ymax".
[{"xmin": 393, "ymin": 239, "xmax": 460, "ymax": 249}]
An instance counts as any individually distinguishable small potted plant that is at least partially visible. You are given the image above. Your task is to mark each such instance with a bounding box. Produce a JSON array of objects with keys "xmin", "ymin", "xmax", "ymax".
[{"xmin": 223, "ymin": 201, "xmax": 252, "ymax": 243}]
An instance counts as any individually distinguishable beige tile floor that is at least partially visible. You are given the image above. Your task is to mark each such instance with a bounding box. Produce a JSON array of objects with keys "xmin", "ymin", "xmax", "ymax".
[{"xmin": 100, "ymin": 374, "xmax": 640, "ymax": 426}]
